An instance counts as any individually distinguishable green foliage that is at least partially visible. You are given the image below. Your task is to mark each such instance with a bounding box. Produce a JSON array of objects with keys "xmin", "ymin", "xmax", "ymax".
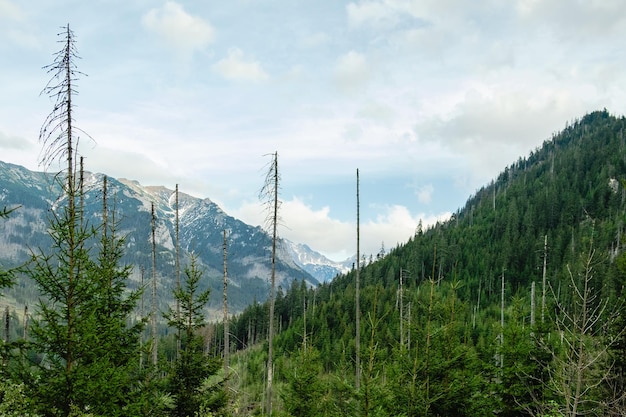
[
  {"xmin": 21, "ymin": 198, "xmax": 145, "ymax": 415},
  {"xmin": 0, "ymin": 381, "xmax": 38, "ymax": 417},
  {"xmin": 281, "ymin": 347, "xmax": 324, "ymax": 417},
  {"xmin": 163, "ymin": 254, "xmax": 226, "ymax": 417},
  {"xmin": 226, "ymin": 111, "xmax": 626, "ymax": 415},
  {"xmin": 0, "ymin": 206, "xmax": 19, "ymax": 292}
]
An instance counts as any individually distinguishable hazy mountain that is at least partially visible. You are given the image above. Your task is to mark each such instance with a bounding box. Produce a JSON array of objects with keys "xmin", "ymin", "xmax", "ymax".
[
  {"xmin": 0, "ymin": 161, "xmax": 333, "ymax": 313},
  {"xmin": 282, "ymin": 239, "xmax": 353, "ymax": 282}
]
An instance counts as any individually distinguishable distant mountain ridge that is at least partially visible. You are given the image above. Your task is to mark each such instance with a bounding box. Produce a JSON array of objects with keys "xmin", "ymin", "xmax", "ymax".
[
  {"xmin": 0, "ymin": 161, "xmax": 347, "ymax": 313},
  {"xmin": 282, "ymin": 240, "xmax": 353, "ymax": 282}
]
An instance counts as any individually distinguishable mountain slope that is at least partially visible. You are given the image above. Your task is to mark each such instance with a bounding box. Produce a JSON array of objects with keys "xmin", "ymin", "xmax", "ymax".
[
  {"xmin": 0, "ymin": 163, "xmax": 320, "ymax": 312},
  {"xmin": 219, "ymin": 110, "xmax": 626, "ymax": 416},
  {"xmin": 229, "ymin": 109, "xmax": 626, "ymax": 350}
]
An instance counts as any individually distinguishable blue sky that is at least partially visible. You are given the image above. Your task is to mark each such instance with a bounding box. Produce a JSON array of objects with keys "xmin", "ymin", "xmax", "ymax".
[{"xmin": 1, "ymin": 0, "xmax": 626, "ymax": 261}]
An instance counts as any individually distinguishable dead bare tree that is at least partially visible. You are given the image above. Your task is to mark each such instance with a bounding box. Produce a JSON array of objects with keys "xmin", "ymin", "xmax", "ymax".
[
  {"xmin": 260, "ymin": 151, "xmax": 281, "ymax": 415},
  {"xmin": 542, "ymin": 227, "xmax": 622, "ymax": 417},
  {"xmin": 223, "ymin": 229, "xmax": 230, "ymax": 379},
  {"xmin": 151, "ymin": 202, "xmax": 158, "ymax": 367},
  {"xmin": 175, "ymin": 184, "xmax": 181, "ymax": 358},
  {"xmin": 356, "ymin": 168, "xmax": 361, "ymax": 392}
]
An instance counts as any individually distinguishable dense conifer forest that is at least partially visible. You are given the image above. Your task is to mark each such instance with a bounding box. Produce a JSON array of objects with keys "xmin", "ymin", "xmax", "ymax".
[
  {"xmin": 1, "ymin": 24, "xmax": 626, "ymax": 417},
  {"xmin": 218, "ymin": 110, "xmax": 626, "ymax": 416}
]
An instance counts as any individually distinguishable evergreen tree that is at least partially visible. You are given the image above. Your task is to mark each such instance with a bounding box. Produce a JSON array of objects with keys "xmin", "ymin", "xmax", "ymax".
[
  {"xmin": 0, "ymin": 206, "xmax": 18, "ymax": 292},
  {"xmin": 75, "ymin": 176, "xmax": 145, "ymax": 416},
  {"xmin": 281, "ymin": 346, "xmax": 324, "ymax": 417},
  {"xmin": 163, "ymin": 253, "xmax": 225, "ymax": 417},
  {"xmin": 15, "ymin": 25, "xmax": 145, "ymax": 417}
]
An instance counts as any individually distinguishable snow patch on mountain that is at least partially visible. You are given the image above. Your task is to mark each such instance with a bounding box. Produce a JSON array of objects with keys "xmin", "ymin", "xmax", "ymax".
[{"xmin": 282, "ymin": 239, "xmax": 352, "ymax": 282}]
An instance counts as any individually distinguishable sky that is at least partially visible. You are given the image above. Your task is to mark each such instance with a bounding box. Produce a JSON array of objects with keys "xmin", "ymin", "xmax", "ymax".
[{"xmin": 1, "ymin": 0, "xmax": 626, "ymax": 262}]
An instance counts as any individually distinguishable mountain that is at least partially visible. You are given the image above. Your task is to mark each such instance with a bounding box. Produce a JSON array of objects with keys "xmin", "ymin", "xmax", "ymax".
[
  {"xmin": 224, "ymin": 110, "xmax": 626, "ymax": 415},
  {"xmin": 0, "ymin": 161, "xmax": 323, "ymax": 313},
  {"xmin": 282, "ymin": 239, "xmax": 353, "ymax": 282},
  {"xmin": 229, "ymin": 109, "xmax": 626, "ymax": 350}
]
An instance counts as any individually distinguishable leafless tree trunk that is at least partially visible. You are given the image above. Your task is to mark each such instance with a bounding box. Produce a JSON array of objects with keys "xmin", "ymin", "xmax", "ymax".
[
  {"xmin": 543, "ymin": 228, "xmax": 621, "ymax": 417},
  {"xmin": 261, "ymin": 152, "xmax": 280, "ymax": 415},
  {"xmin": 531, "ymin": 281, "xmax": 536, "ymax": 327},
  {"xmin": 151, "ymin": 202, "xmax": 158, "ymax": 367},
  {"xmin": 175, "ymin": 184, "xmax": 181, "ymax": 358},
  {"xmin": 223, "ymin": 229, "xmax": 230, "ymax": 378},
  {"xmin": 500, "ymin": 270, "xmax": 505, "ymax": 370},
  {"xmin": 356, "ymin": 168, "xmax": 361, "ymax": 391},
  {"xmin": 139, "ymin": 266, "xmax": 145, "ymax": 370},
  {"xmin": 22, "ymin": 305, "xmax": 28, "ymax": 340},
  {"xmin": 542, "ymin": 235, "xmax": 548, "ymax": 323},
  {"xmin": 4, "ymin": 306, "xmax": 8, "ymax": 344}
]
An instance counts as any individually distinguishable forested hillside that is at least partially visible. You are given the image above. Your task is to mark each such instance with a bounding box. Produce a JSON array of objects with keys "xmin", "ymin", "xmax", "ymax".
[{"xmin": 222, "ymin": 110, "xmax": 626, "ymax": 416}]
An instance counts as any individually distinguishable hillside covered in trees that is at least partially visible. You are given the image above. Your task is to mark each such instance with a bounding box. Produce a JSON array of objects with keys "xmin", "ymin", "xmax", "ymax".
[{"xmin": 220, "ymin": 109, "xmax": 626, "ymax": 416}]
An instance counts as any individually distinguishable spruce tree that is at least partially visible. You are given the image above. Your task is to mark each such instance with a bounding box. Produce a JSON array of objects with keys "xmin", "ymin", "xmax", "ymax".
[
  {"xmin": 77, "ymin": 176, "xmax": 145, "ymax": 416},
  {"xmin": 163, "ymin": 254, "xmax": 225, "ymax": 417},
  {"xmin": 26, "ymin": 25, "xmax": 96, "ymax": 412},
  {"xmin": 0, "ymin": 207, "xmax": 17, "ymax": 292},
  {"xmin": 19, "ymin": 25, "xmax": 144, "ymax": 416},
  {"xmin": 281, "ymin": 346, "xmax": 324, "ymax": 417}
]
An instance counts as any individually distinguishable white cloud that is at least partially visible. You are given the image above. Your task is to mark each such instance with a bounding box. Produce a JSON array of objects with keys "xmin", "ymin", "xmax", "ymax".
[
  {"xmin": 301, "ymin": 32, "xmax": 330, "ymax": 48},
  {"xmin": 417, "ymin": 184, "xmax": 433, "ymax": 204},
  {"xmin": 0, "ymin": 131, "xmax": 31, "ymax": 150},
  {"xmin": 232, "ymin": 197, "xmax": 351, "ymax": 260},
  {"xmin": 415, "ymin": 80, "xmax": 593, "ymax": 187},
  {"xmin": 346, "ymin": 0, "xmax": 456, "ymax": 30},
  {"xmin": 0, "ymin": 0, "xmax": 22, "ymax": 21},
  {"xmin": 363, "ymin": 204, "xmax": 449, "ymax": 257},
  {"xmin": 0, "ymin": 0, "xmax": 40, "ymax": 48},
  {"xmin": 516, "ymin": 0, "xmax": 625, "ymax": 29},
  {"xmin": 142, "ymin": 1, "xmax": 214, "ymax": 55},
  {"xmin": 212, "ymin": 48, "xmax": 269, "ymax": 82},
  {"xmin": 347, "ymin": 1, "xmax": 400, "ymax": 29},
  {"xmin": 232, "ymin": 196, "xmax": 448, "ymax": 262},
  {"xmin": 334, "ymin": 50, "xmax": 370, "ymax": 94},
  {"xmin": 356, "ymin": 100, "xmax": 396, "ymax": 125}
]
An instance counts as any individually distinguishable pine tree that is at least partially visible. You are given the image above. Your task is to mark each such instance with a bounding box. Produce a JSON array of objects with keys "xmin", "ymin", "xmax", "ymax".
[{"xmin": 163, "ymin": 253, "xmax": 225, "ymax": 417}]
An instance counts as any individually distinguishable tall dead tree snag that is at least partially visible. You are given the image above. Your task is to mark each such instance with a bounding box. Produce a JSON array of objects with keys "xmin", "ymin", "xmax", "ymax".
[
  {"xmin": 39, "ymin": 25, "xmax": 92, "ymax": 200},
  {"xmin": 223, "ymin": 229, "xmax": 230, "ymax": 378},
  {"xmin": 175, "ymin": 184, "xmax": 181, "ymax": 358},
  {"xmin": 542, "ymin": 235, "xmax": 548, "ymax": 323},
  {"xmin": 151, "ymin": 202, "xmax": 158, "ymax": 367},
  {"xmin": 356, "ymin": 168, "xmax": 361, "ymax": 391},
  {"xmin": 260, "ymin": 151, "xmax": 280, "ymax": 415},
  {"xmin": 539, "ymin": 226, "xmax": 623, "ymax": 417}
]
